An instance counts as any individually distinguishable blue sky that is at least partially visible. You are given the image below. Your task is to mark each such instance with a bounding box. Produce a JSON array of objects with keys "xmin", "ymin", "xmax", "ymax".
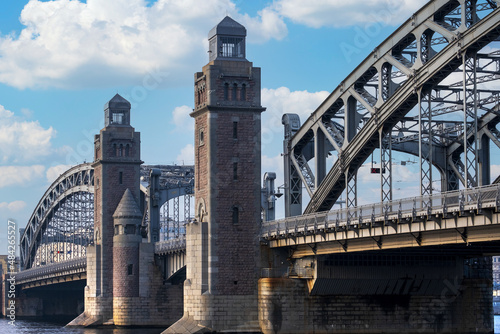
[{"xmin": 0, "ymin": 0, "xmax": 437, "ymax": 253}]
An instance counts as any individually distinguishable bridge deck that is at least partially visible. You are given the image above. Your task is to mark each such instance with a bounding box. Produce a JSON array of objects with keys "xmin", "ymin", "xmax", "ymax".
[{"xmin": 263, "ymin": 184, "xmax": 500, "ymax": 257}]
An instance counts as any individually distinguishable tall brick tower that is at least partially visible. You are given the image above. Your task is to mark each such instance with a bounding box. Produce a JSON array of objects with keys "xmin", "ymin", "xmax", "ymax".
[
  {"xmin": 88, "ymin": 94, "xmax": 142, "ymax": 323},
  {"xmin": 167, "ymin": 16, "xmax": 265, "ymax": 333}
]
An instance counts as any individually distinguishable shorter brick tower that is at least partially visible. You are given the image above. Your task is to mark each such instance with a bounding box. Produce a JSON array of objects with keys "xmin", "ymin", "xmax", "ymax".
[
  {"xmin": 69, "ymin": 94, "xmax": 184, "ymax": 328},
  {"xmin": 112, "ymin": 188, "xmax": 142, "ymax": 325},
  {"xmin": 72, "ymin": 94, "xmax": 142, "ymax": 325},
  {"xmin": 166, "ymin": 16, "xmax": 265, "ymax": 333}
]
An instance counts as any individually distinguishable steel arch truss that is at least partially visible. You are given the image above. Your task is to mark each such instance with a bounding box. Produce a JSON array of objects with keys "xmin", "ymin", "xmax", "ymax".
[
  {"xmin": 20, "ymin": 164, "xmax": 94, "ymax": 269},
  {"xmin": 21, "ymin": 164, "xmax": 196, "ymax": 270},
  {"xmin": 141, "ymin": 165, "xmax": 195, "ymax": 243},
  {"xmin": 282, "ymin": 0, "xmax": 500, "ymax": 215}
]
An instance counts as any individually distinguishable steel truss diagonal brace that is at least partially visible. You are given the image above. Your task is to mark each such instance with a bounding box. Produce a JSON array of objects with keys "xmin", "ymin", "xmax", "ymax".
[{"xmin": 462, "ymin": 51, "xmax": 479, "ymax": 188}]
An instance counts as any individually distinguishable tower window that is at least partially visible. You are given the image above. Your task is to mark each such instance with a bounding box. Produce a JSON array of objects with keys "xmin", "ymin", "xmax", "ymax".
[
  {"xmin": 199, "ymin": 129, "xmax": 204, "ymax": 146},
  {"xmin": 232, "ymin": 83, "xmax": 237, "ymax": 101},
  {"xmin": 127, "ymin": 264, "xmax": 133, "ymax": 276},
  {"xmin": 233, "ymin": 121, "xmax": 238, "ymax": 139},
  {"xmin": 220, "ymin": 37, "xmax": 244, "ymax": 58},
  {"xmin": 232, "ymin": 206, "xmax": 239, "ymax": 225},
  {"xmin": 233, "ymin": 162, "xmax": 238, "ymax": 181},
  {"xmin": 119, "ymin": 171, "xmax": 123, "ymax": 184},
  {"xmin": 125, "ymin": 144, "xmax": 130, "ymax": 157},
  {"xmin": 118, "ymin": 144, "xmax": 123, "ymax": 157},
  {"xmin": 112, "ymin": 112, "xmax": 124, "ymax": 124},
  {"xmin": 241, "ymin": 84, "xmax": 246, "ymax": 101},
  {"xmin": 112, "ymin": 144, "xmax": 117, "ymax": 157},
  {"xmin": 224, "ymin": 83, "xmax": 229, "ymax": 100}
]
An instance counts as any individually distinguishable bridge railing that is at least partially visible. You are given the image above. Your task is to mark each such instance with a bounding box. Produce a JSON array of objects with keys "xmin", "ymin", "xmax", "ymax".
[
  {"xmin": 155, "ymin": 236, "xmax": 186, "ymax": 255},
  {"xmin": 16, "ymin": 257, "xmax": 86, "ymax": 284},
  {"xmin": 262, "ymin": 184, "xmax": 500, "ymax": 238}
]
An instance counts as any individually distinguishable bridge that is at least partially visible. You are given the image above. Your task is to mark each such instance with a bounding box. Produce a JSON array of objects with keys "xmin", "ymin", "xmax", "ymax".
[
  {"xmin": 5, "ymin": 1, "xmax": 500, "ymax": 333},
  {"xmin": 12, "ymin": 163, "xmax": 193, "ymax": 319}
]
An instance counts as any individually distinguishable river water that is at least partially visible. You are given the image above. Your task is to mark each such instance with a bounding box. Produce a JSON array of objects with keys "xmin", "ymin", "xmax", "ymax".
[{"xmin": 0, "ymin": 316, "xmax": 499, "ymax": 333}]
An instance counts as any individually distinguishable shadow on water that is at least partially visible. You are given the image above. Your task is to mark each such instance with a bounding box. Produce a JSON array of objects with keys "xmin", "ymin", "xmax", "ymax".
[
  {"xmin": 0, "ymin": 318, "xmax": 164, "ymax": 334},
  {"xmin": 1, "ymin": 316, "xmax": 500, "ymax": 333}
]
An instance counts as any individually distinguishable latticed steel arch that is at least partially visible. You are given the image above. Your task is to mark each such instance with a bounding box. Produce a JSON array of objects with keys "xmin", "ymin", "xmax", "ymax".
[
  {"xmin": 282, "ymin": 0, "xmax": 500, "ymax": 215},
  {"xmin": 21, "ymin": 164, "xmax": 195, "ymax": 270},
  {"xmin": 20, "ymin": 163, "xmax": 94, "ymax": 269}
]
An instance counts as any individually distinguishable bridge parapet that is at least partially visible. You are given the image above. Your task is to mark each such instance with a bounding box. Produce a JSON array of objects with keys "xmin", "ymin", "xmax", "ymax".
[
  {"xmin": 155, "ymin": 237, "xmax": 186, "ymax": 255},
  {"xmin": 16, "ymin": 257, "xmax": 86, "ymax": 287},
  {"xmin": 263, "ymin": 184, "xmax": 500, "ymax": 253}
]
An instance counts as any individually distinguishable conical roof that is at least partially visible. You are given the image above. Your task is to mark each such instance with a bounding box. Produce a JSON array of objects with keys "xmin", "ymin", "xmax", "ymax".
[
  {"xmin": 208, "ymin": 16, "xmax": 246, "ymax": 39},
  {"xmin": 104, "ymin": 93, "xmax": 131, "ymax": 110},
  {"xmin": 113, "ymin": 189, "xmax": 142, "ymax": 219}
]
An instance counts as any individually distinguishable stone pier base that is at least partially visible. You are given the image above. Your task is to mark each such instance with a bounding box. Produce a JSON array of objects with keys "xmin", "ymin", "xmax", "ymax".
[
  {"xmin": 258, "ymin": 278, "xmax": 493, "ymax": 334},
  {"xmin": 164, "ymin": 294, "xmax": 261, "ymax": 333},
  {"xmin": 69, "ymin": 243, "xmax": 183, "ymax": 327}
]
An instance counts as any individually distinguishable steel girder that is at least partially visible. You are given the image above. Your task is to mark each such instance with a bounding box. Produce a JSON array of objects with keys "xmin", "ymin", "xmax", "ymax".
[
  {"xmin": 20, "ymin": 163, "xmax": 94, "ymax": 269},
  {"xmin": 143, "ymin": 165, "xmax": 194, "ymax": 243},
  {"xmin": 283, "ymin": 0, "xmax": 500, "ymax": 215},
  {"xmin": 21, "ymin": 163, "xmax": 195, "ymax": 270}
]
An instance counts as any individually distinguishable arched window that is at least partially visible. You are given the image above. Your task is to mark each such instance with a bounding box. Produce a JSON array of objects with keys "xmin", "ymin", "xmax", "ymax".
[
  {"xmin": 125, "ymin": 144, "xmax": 130, "ymax": 157},
  {"xmin": 232, "ymin": 206, "xmax": 239, "ymax": 225},
  {"xmin": 112, "ymin": 144, "xmax": 117, "ymax": 157},
  {"xmin": 241, "ymin": 84, "xmax": 246, "ymax": 101},
  {"xmin": 232, "ymin": 83, "xmax": 237, "ymax": 101},
  {"xmin": 118, "ymin": 144, "xmax": 123, "ymax": 157}
]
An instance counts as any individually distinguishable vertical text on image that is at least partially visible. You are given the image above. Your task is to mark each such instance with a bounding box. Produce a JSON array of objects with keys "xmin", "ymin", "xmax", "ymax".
[{"xmin": 7, "ymin": 219, "xmax": 16, "ymax": 326}]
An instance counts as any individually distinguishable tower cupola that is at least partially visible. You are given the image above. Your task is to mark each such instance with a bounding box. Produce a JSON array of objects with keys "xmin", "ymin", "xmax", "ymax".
[
  {"xmin": 104, "ymin": 94, "xmax": 131, "ymax": 127},
  {"xmin": 208, "ymin": 16, "xmax": 246, "ymax": 62}
]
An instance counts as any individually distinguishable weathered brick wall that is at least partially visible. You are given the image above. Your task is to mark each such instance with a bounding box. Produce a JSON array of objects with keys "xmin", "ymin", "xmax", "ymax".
[
  {"xmin": 113, "ymin": 244, "xmax": 183, "ymax": 326},
  {"xmin": 93, "ymin": 128, "xmax": 141, "ymax": 304},
  {"xmin": 259, "ymin": 278, "xmax": 494, "ymax": 334},
  {"xmin": 178, "ymin": 56, "xmax": 263, "ymax": 332},
  {"xmin": 112, "ymin": 245, "xmax": 139, "ymax": 298},
  {"xmin": 213, "ymin": 110, "xmax": 261, "ymax": 296}
]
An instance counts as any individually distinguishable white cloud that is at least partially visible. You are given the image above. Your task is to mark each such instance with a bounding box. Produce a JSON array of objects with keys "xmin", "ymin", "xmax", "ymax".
[
  {"xmin": 0, "ymin": 201, "xmax": 27, "ymax": 213},
  {"xmin": 0, "ymin": 0, "xmax": 287, "ymax": 89},
  {"xmin": 262, "ymin": 86, "xmax": 329, "ymax": 122},
  {"xmin": 172, "ymin": 105, "xmax": 194, "ymax": 132},
  {"xmin": 240, "ymin": 8, "xmax": 288, "ymax": 44},
  {"xmin": 0, "ymin": 165, "xmax": 45, "ymax": 188},
  {"xmin": 176, "ymin": 144, "xmax": 194, "ymax": 165},
  {"xmin": 491, "ymin": 165, "xmax": 500, "ymax": 181},
  {"xmin": 46, "ymin": 164, "xmax": 73, "ymax": 184},
  {"xmin": 273, "ymin": 0, "xmax": 427, "ymax": 28},
  {"xmin": 0, "ymin": 105, "xmax": 55, "ymax": 163}
]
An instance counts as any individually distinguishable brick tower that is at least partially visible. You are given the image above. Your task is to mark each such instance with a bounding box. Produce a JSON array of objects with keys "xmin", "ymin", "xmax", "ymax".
[
  {"xmin": 166, "ymin": 16, "xmax": 265, "ymax": 333},
  {"xmin": 112, "ymin": 188, "xmax": 142, "ymax": 325},
  {"xmin": 87, "ymin": 94, "xmax": 142, "ymax": 323}
]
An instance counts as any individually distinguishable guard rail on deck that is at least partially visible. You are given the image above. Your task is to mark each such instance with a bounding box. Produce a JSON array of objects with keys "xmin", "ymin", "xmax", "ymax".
[
  {"xmin": 155, "ymin": 236, "xmax": 186, "ymax": 255},
  {"xmin": 15, "ymin": 257, "xmax": 86, "ymax": 285},
  {"xmin": 262, "ymin": 184, "xmax": 500, "ymax": 240}
]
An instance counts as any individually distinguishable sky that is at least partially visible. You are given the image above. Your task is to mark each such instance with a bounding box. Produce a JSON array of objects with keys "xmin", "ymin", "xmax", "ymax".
[{"xmin": 0, "ymin": 0, "xmax": 472, "ymax": 254}]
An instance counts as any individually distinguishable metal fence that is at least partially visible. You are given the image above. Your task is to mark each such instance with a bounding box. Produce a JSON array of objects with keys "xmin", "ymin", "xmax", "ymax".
[
  {"xmin": 16, "ymin": 257, "xmax": 86, "ymax": 284},
  {"xmin": 155, "ymin": 236, "xmax": 186, "ymax": 255},
  {"xmin": 262, "ymin": 184, "xmax": 500, "ymax": 238}
]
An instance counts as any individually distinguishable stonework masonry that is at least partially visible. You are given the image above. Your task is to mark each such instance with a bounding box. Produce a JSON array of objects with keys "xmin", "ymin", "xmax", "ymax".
[
  {"xmin": 258, "ymin": 277, "xmax": 493, "ymax": 334},
  {"xmin": 69, "ymin": 94, "xmax": 183, "ymax": 328},
  {"xmin": 165, "ymin": 17, "xmax": 265, "ymax": 333}
]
